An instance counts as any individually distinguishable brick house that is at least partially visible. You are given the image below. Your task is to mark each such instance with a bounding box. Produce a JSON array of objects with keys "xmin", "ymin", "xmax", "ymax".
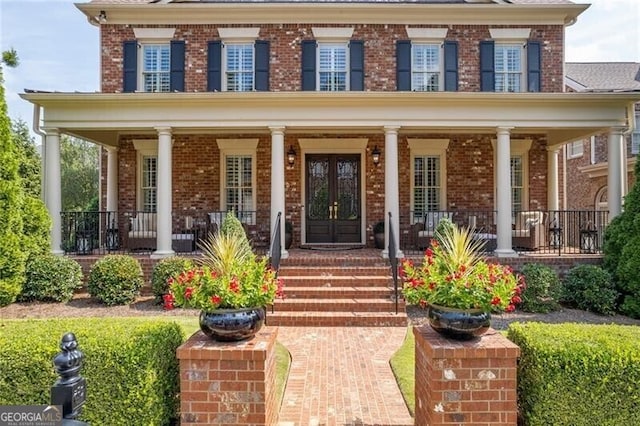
[
  {"xmin": 563, "ymin": 62, "xmax": 640, "ymax": 211},
  {"xmin": 21, "ymin": 0, "xmax": 639, "ymax": 259}
]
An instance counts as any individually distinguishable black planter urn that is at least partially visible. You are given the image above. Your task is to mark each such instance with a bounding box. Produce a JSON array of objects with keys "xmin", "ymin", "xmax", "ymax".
[
  {"xmin": 427, "ymin": 304, "xmax": 491, "ymax": 340},
  {"xmin": 199, "ymin": 307, "xmax": 266, "ymax": 342}
]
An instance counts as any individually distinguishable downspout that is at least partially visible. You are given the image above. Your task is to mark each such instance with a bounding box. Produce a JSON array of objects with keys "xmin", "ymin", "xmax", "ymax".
[{"xmin": 32, "ymin": 104, "xmax": 46, "ymax": 202}]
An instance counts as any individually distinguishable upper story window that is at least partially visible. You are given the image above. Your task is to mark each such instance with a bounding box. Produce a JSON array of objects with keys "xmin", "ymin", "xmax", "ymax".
[
  {"xmin": 568, "ymin": 140, "xmax": 584, "ymax": 159},
  {"xmin": 480, "ymin": 28, "xmax": 541, "ymax": 93},
  {"xmin": 318, "ymin": 43, "xmax": 348, "ymax": 91},
  {"xmin": 142, "ymin": 44, "xmax": 170, "ymax": 93},
  {"xmin": 632, "ymin": 112, "xmax": 640, "ymax": 155},
  {"xmin": 397, "ymin": 28, "xmax": 457, "ymax": 92},
  {"xmin": 225, "ymin": 43, "xmax": 254, "ymax": 91},
  {"xmin": 302, "ymin": 27, "xmax": 363, "ymax": 91},
  {"xmin": 207, "ymin": 28, "xmax": 269, "ymax": 92},
  {"xmin": 123, "ymin": 28, "xmax": 184, "ymax": 93}
]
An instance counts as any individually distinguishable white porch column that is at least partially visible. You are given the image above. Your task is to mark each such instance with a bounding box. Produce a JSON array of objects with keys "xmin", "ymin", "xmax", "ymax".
[
  {"xmin": 495, "ymin": 127, "xmax": 516, "ymax": 257},
  {"xmin": 153, "ymin": 127, "xmax": 175, "ymax": 258},
  {"xmin": 106, "ymin": 147, "xmax": 118, "ymax": 212},
  {"xmin": 44, "ymin": 129, "xmax": 63, "ymax": 255},
  {"xmin": 547, "ymin": 147, "xmax": 559, "ymax": 211},
  {"xmin": 607, "ymin": 127, "xmax": 625, "ymax": 219},
  {"xmin": 383, "ymin": 126, "xmax": 403, "ymax": 258},
  {"xmin": 270, "ymin": 126, "xmax": 288, "ymax": 259}
]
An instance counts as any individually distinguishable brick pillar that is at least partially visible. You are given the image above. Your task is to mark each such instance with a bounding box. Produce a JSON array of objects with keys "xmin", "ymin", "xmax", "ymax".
[
  {"xmin": 414, "ymin": 325, "xmax": 520, "ymax": 426},
  {"xmin": 177, "ymin": 328, "xmax": 278, "ymax": 425}
]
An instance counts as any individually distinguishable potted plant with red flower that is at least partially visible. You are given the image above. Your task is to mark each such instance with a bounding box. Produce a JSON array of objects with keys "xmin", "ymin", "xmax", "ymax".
[
  {"xmin": 163, "ymin": 212, "xmax": 284, "ymax": 341},
  {"xmin": 401, "ymin": 224, "xmax": 524, "ymax": 340}
]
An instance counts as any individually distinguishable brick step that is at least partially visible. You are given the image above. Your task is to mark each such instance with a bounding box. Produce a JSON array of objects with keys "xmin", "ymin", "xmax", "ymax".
[
  {"xmin": 283, "ymin": 286, "xmax": 396, "ymax": 299},
  {"xmin": 278, "ymin": 275, "xmax": 392, "ymax": 287},
  {"xmin": 267, "ymin": 311, "xmax": 408, "ymax": 327},
  {"xmin": 274, "ymin": 298, "xmax": 404, "ymax": 312},
  {"xmin": 281, "ymin": 257, "xmax": 391, "ymax": 268},
  {"xmin": 278, "ymin": 265, "xmax": 392, "ymax": 276}
]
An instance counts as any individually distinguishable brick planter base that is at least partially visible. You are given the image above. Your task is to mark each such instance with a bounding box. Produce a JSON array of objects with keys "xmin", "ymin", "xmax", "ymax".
[
  {"xmin": 414, "ymin": 325, "xmax": 520, "ymax": 426},
  {"xmin": 177, "ymin": 327, "xmax": 278, "ymax": 425}
]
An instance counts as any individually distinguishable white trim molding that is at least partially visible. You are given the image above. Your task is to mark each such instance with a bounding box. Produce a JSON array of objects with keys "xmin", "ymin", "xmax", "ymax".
[
  {"xmin": 133, "ymin": 28, "xmax": 176, "ymax": 41},
  {"xmin": 312, "ymin": 27, "xmax": 354, "ymax": 41},
  {"xmin": 218, "ymin": 27, "xmax": 260, "ymax": 42},
  {"xmin": 489, "ymin": 28, "xmax": 531, "ymax": 41},
  {"xmin": 405, "ymin": 27, "xmax": 448, "ymax": 41}
]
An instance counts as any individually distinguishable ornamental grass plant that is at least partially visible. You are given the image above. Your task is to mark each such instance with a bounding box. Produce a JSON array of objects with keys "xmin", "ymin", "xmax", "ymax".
[{"xmin": 401, "ymin": 224, "xmax": 524, "ymax": 313}]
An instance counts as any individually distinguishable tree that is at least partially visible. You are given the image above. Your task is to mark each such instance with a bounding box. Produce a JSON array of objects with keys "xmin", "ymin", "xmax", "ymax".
[
  {"xmin": 61, "ymin": 135, "xmax": 99, "ymax": 211},
  {"xmin": 12, "ymin": 119, "xmax": 41, "ymax": 197}
]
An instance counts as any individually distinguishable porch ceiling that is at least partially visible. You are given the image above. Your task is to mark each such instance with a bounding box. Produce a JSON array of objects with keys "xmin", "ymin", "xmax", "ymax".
[{"xmin": 21, "ymin": 91, "xmax": 639, "ymax": 147}]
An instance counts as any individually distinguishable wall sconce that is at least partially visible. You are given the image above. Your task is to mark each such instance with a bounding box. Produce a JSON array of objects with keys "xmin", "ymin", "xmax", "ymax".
[
  {"xmin": 287, "ymin": 145, "xmax": 296, "ymax": 166},
  {"xmin": 96, "ymin": 10, "xmax": 107, "ymax": 24},
  {"xmin": 371, "ymin": 145, "xmax": 381, "ymax": 166}
]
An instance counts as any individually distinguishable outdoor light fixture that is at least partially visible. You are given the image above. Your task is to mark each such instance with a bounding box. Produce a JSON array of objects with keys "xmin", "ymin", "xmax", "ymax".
[
  {"xmin": 96, "ymin": 10, "xmax": 107, "ymax": 24},
  {"xmin": 287, "ymin": 145, "xmax": 296, "ymax": 166},
  {"xmin": 371, "ymin": 145, "xmax": 381, "ymax": 165}
]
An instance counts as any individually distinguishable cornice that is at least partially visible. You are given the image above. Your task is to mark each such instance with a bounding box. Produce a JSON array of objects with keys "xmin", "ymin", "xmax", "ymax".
[{"xmin": 76, "ymin": 3, "xmax": 588, "ymax": 26}]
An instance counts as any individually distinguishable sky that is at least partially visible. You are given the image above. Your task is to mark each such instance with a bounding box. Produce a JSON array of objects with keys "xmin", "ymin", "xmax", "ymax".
[{"xmin": 1, "ymin": 0, "xmax": 639, "ymax": 136}]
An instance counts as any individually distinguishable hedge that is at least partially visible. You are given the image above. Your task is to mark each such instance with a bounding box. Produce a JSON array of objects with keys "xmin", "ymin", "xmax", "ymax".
[
  {"xmin": 0, "ymin": 318, "xmax": 184, "ymax": 425},
  {"xmin": 508, "ymin": 322, "xmax": 640, "ymax": 426}
]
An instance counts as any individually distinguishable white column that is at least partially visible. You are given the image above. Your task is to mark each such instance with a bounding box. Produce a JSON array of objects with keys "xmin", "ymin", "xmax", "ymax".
[
  {"xmin": 270, "ymin": 126, "xmax": 288, "ymax": 259},
  {"xmin": 383, "ymin": 126, "xmax": 403, "ymax": 258},
  {"xmin": 607, "ymin": 127, "xmax": 625, "ymax": 220},
  {"xmin": 494, "ymin": 127, "xmax": 516, "ymax": 257},
  {"xmin": 44, "ymin": 129, "xmax": 63, "ymax": 255},
  {"xmin": 153, "ymin": 127, "xmax": 175, "ymax": 257},
  {"xmin": 547, "ymin": 147, "xmax": 559, "ymax": 211},
  {"xmin": 106, "ymin": 147, "xmax": 118, "ymax": 212}
]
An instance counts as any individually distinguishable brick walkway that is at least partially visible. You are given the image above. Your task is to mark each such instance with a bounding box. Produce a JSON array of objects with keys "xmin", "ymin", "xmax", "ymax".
[{"xmin": 277, "ymin": 327, "xmax": 414, "ymax": 426}]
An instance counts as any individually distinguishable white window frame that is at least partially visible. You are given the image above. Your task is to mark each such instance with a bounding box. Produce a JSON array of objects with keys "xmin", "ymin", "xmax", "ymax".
[
  {"xmin": 317, "ymin": 42, "xmax": 349, "ymax": 92},
  {"xmin": 567, "ymin": 140, "xmax": 584, "ymax": 159},
  {"xmin": 133, "ymin": 140, "xmax": 159, "ymax": 212},
  {"xmin": 411, "ymin": 43, "xmax": 443, "ymax": 92},
  {"xmin": 408, "ymin": 139, "xmax": 449, "ymax": 224},
  {"xmin": 217, "ymin": 139, "xmax": 258, "ymax": 225},
  {"xmin": 405, "ymin": 27, "xmax": 448, "ymax": 92},
  {"xmin": 489, "ymin": 28, "xmax": 530, "ymax": 94},
  {"xmin": 139, "ymin": 44, "xmax": 171, "ymax": 93},
  {"xmin": 311, "ymin": 27, "xmax": 354, "ymax": 92},
  {"xmin": 223, "ymin": 43, "xmax": 255, "ymax": 92},
  {"xmin": 492, "ymin": 138, "xmax": 532, "ymax": 216},
  {"xmin": 632, "ymin": 112, "xmax": 640, "ymax": 155},
  {"xmin": 133, "ymin": 28, "xmax": 176, "ymax": 93},
  {"xmin": 494, "ymin": 43, "xmax": 525, "ymax": 93},
  {"xmin": 218, "ymin": 28, "xmax": 261, "ymax": 92}
]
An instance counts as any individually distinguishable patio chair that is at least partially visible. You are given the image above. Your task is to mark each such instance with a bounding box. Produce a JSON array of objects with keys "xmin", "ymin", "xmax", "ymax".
[
  {"xmin": 512, "ymin": 211, "xmax": 546, "ymax": 250},
  {"xmin": 412, "ymin": 211, "xmax": 453, "ymax": 249}
]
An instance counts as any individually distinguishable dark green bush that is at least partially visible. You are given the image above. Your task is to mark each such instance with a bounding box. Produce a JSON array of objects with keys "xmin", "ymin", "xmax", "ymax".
[
  {"xmin": 0, "ymin": 318, "xmax": 183, "ymax": 425},
  {"xmin": 87, "ymin": 255, "xmax": 143, "ymax": 306},
  {"xmin": 616, "ymin": 235, "xmax": 640, "ymax": 318},
  {"xmin": 151, "ymin": 256, "xmax": 195, "ymax": 303},
  {"xmin": 434, "ymin": 217, "xmax": 455, "ymax": 245},
  {"xmin": 217, "ymin": 211, "xmax": 251, "ymax": 253},
  {"xmin": 562, "ymin": 264, "xmax": 618, "ymax": 315},
  {"xmin": 20, "ymin": 255, "xmax": 82, "ymax": 303},
  {"xmin": 518, "ymin": 263, "xmax": 561, "ymax": 313},
  {"xmin": 508, "ymin": 322, "xmax": 640, "ymax": 426}
]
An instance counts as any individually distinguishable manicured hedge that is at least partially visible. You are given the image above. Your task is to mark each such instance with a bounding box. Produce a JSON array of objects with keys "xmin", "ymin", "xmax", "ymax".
[
  {"xmin": 0, "ymin": 318, "xmax": 184, "ymax": 425},
  {"xmin": 508, "ymin": 322, "xmax": 640, "ymax": 426}
]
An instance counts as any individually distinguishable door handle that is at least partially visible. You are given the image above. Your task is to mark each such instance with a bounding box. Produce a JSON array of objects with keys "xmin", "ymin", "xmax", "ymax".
[
  {"xmin": 333, "ymin": 202, "xmax": 338, "ymax": 220},
  {"xmin": 328, "ymin": 205, "xmax": 334, "ymax": 220}
]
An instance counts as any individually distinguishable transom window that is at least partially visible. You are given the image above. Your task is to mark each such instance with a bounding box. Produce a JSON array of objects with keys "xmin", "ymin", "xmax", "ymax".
[
  {"xmin": 413, "ymin": 155, "xmax": 441, "ymax": 219},
  {"xmin": 225, "ymin": 43, "xmax": 254, "ymax": 91},
  {"xmin": 495, "ymin": 44, "xmax": 522, "ymax": 92},
  {"xmin": 318, "ymin": 43, "xmax": 348, "ymax": 91},
  {"xmin": 225, "ymin": 155, "xmax": 254, "ymax": 223},
  {"xmin": 142, "ymin": 44, "xmax": 170, "ymax": 92},
  {"xmin": 511, "ymin": 155, "xmax": 523, "ymax": 214},
  {"xmin": 412, "ymin": 44, "xmax": 441, "ymax": 91},
  {"xmin": 142, "ymin": 156, "xmax": 157, "ymax": 212}
]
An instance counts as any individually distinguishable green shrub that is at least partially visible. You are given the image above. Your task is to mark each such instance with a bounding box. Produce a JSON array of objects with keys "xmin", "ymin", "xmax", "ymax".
[
  {"xmin": 87, "ymin": 255, "xmax": 143, "ymax": 306},
  {"xmin": 433, "ymin": 217, "xmax": 455, "ymax": 246},
  {"xmin": 20, "ymin": 255, "xmax": 82, "ymax": 303},
  {"xmin": 0, "ymin": 318, "xmax": 183, "ymax": 425},
  {"xmin": 616, "ymin": 235, "xmax": 640, "ymax": 318},
  {"xmin": 518, "ymin": 263, "xmax": 561, "ymax": 313},
  {"xmin": 151, "ymin": 256, "xmax": 195, "ymax": 303},
  {"xmin": 21, "ymin": 196, "xmax": 51, "ymax": 260},
  {"xmin": 217, "ymin": 211, "xmax": 251, "ymax": 254},
  {"xmin": 562, "ymin": 264, "xmax": 618, "ymax": 315},
  {"xmin": 508, "ymin": 322, "xmax": 640, "ymax": 426}
]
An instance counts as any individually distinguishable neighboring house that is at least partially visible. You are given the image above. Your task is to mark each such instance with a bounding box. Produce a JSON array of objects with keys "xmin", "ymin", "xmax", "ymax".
[
  {"xmin": 564, "ymin": 62, "xmax": 640, "ymax": 211},
  {"xmin": 21, "ymin": 0, "xmax": 639, "ymax": 258}
]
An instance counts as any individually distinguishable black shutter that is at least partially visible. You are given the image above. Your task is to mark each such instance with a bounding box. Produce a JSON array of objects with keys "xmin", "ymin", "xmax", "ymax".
[
  {"xmin": 301, "ymin": 40, "xmax": 316, "ymax": 91},
  {"xmin": 123, "ymin": 40, "xmax": 137, "ymax": 93},
  {"xmin": 255, "ymin": 40, "xmax": 270, "ymax": 91},
  {"xmin": 443, "ymin": 41, "xmax": 458, "ymax": 92},
  {"xmin": 527, "ymin": 40, "xmax": 541, "ymax": 92},
  {"xmin": 479, "ymin": 40, "xmax": 495, "ymax": 92},
  {"xmin": 207, "ymin": 41, "xmax": 222, "ymax": 92},
  {"xmin": 396, "ymin": 40, "xmax": 411, "ymax": 91},
  {"xmin": 349, "ymin": 40, "xmax": 364, "ymax": 91},
  {"xmin": 170, "ymin": 40, "xmax": 185, "ymax": 92}
]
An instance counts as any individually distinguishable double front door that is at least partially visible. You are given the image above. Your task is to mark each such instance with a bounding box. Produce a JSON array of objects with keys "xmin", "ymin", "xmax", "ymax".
[{"xmin": 306, "ymin": 154, "xmax": 361, "ymax": 244}]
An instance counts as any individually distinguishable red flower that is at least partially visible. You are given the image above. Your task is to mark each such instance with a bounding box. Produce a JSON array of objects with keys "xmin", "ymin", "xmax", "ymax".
[
  {"xmin": 184, "ymin": 287, "xmax": 193, "ymax": 299},
  {"xmin": 211, "ymin": 295, "xmax": 222, "ymax": 305},
  {"xmin": 425, "ymin": 248, "xmax": 433, "ymax": 258},
  {"xmin": 419, "ymin": 299, "xmax": 428, "ymax": 308},
  {"xmin": 229, "ymin": 277, "xmax": 240, "ymax": 293},
  {"xmin": 506, "ymin": 304, "xmax": 516, "ymax": 313},
  {"xmin": 511, "ymin": 295, "xmax": 522, "ymax": 304},
  {"xmin": 163, "ymin": 294, "xmax": 175, "ymax": 310},
  {"xmin": 428, "ymin": 281, "xmax": 436, "ymax": 290},
  {"xmin": 491, "ymin": 296, "xmax": 502, "ymax": 306}
]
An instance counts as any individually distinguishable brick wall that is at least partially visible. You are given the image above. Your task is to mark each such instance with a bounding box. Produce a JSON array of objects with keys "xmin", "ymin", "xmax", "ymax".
[
  {"xmin": 100, "ymin": 23, "xmax": 564, "ymax": 93},
  {"xmin": 414, "ymin": 325, "xmax": 520, "ymax": 425}
]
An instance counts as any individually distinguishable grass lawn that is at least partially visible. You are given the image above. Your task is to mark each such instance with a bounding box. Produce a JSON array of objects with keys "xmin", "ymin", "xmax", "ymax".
[{"xmin": 389, "ymin": 327, "xmax": 415, "ymax": 416}]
